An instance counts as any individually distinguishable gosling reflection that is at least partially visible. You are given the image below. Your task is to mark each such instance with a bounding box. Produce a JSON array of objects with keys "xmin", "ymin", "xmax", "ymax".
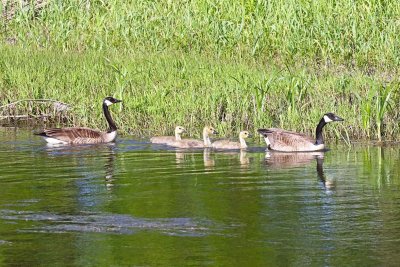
[
  {"xmin": 173, "ymin": 148, "xmax": 250, "ymax": 169},
  {"xmin": 239, "ymin": 150, "xmax": 250, "ymax": 167},
  {"xmin": 175, "ymin": 150, "xmax": 185, "ymax": 165},
  {"xmin": 203, "ymin": 148, "xmax": 215, "ymax": 169}
]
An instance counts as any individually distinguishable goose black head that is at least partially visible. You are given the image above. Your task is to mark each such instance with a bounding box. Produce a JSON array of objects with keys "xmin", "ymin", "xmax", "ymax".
[
  {"xmin": 104, "ymin": 96, "xmax": 122, "ymax": 106},
  {"xmin": 323, "ymin": 113, "xmax": 344, "ymax": 123}
]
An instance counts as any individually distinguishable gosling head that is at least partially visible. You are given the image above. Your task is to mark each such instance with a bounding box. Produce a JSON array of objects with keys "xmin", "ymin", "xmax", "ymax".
[
  {"xmin": 175, "ymin": 126, "xmax": 186, "ymax": 134},
  {"xmin": 323, "ymin": 113, "xmax": 344, "ymax": 123},
  {"xmin": 239, "ymin": 131, "xmax": 252, "ymax": 139},
  {"xmin": 104, "ymin": 96, "xmax": 122, "ymax": 106},
  {"xmin": 203, "ymin": 126, "xmax": 218, "ymax": 135}
]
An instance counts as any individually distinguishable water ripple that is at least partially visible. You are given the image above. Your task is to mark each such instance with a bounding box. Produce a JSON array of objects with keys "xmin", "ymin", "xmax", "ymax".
[{"xmin": 0, "ymin": 209, "xmax": 232, "ymax": 237}]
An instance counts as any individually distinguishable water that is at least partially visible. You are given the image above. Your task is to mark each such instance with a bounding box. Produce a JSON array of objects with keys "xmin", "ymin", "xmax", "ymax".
[{"xmin": 0, "ymin": 128, "xmax": 399, "ymax": 266}]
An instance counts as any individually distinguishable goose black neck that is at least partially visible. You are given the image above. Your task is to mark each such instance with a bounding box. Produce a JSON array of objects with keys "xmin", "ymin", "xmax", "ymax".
[
  {"xmin": 315, "ymin": 118, "xmax": 327, "ymax": 145},
  {"xmin": 103, "ymin": 103, "xmax": 117, "ymax": 132}
]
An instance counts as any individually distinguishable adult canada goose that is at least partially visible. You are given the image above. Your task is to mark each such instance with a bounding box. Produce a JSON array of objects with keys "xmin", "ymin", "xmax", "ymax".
[
  {"xmin": 150, "ymin": 126, "xmax": 186, "ymax": 144},
  {"xmin": 212, "ymin": 131, "xmax": 251, "ymax": 150},
  {"xmin": 35, "ymin": 96, "xmax": 122, "ymax": 145},
  {"xmin": 258, "ymin": 113, "xmax": 344, "ymax": 152},
  {"xmin": 168, "ymin": 126, "xmax": 218, "ymax": 148}
]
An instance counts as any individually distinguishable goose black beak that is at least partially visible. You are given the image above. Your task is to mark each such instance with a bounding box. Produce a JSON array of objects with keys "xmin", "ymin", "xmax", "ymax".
[
  {"xmin": 213, "ymin": 130, "xmax": 219, "ymax": 135},
  {"xmin": 115, "ymin": 99, "xmax": 122, "ymax": 103},
  {"xmin": 334, "ymin": 115, "xmax": 344, "ymax": 121}
]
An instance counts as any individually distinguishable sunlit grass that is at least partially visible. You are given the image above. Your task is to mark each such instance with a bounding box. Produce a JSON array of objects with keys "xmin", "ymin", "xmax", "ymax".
[
  {"xmin": 2, "ymin": 0, "xmax": 400, "ymax": 67},
  {"xmin": 0, "ymin": 0, "xmax": 399, "ymax": 140},
  {"xmin": 0, "ymin": 46, "xmax": 398, "ymax": 141}
]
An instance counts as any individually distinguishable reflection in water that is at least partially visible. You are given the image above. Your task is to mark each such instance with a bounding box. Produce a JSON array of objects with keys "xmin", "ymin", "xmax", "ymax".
[
  {"xmin": 264, "ymin": 151, "xmax": 335, "ymax": 190},
  {"xmin": 203, "ymin": 148, "xmax": 215, "ymax": 169},
  {"xmin": 42, "ymin": 143, "xmax": 118, "ymax": 209},
  {"xmin": 175, "ymin": 150, "xmax": 185, "ymax": 164},
  {"xmin": 44, "ymin": 143, "xmax": 117, "ymax": 189},
  {"xmin": 104, "ymin": 146, "xmax": 116, "ymax": 190},
  {"xmin": 316, "ymin": 157, "xmax": 335, "ymax": 191},
  {"xmin": 265, "ymin": 151, "xmax": 336, "ymax": 193},
  {"xmin": 239, "ymin": 150, "xmax": 250, "ymax": 167},
  {"xmin": 2, "ymin": 130, "xmax": 400, "ymax": 266},
  {"xmin": 174, "ymin": 148, "xmax": 250, "ymax": 169},
  {"xmin": 264, "ymin": 151, "xmax": 324, "ymax": 168}
]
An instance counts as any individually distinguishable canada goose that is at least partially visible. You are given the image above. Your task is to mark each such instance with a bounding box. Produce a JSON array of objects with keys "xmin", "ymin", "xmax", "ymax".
[
  {"xmin": 258, "ymin": 113, "xmax": 344, "ymax": 152},
  {"xmin": 35, "ymin": 96, "xmax": 122, "ymax": 145},
  {"xmin": 150, "ymin": 126, "xmax": 186, "ymax": 144},
  {"xmin": 168, "ymin": 126, "xmax": 218, "ymax": 148},
  {"xmin": 212, "ymin": 131, "xmax": 251, "ymax": 150}
]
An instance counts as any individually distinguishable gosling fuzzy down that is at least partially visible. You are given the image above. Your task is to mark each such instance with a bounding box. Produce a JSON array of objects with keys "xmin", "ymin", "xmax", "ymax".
[
  {"xmin": 168, "ymin": 126, "xmax": 218, "ymax": 148},
  {"xmin": 212, "ymin": 131, "xmax": 251, "ymax": 150},
  {"xmin": 150, "ymin": 126, "xmax": 186, "ymax": 144}
]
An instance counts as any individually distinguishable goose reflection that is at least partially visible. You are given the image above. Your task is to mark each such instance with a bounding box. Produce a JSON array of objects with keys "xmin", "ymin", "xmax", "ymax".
[
  {"xmin": 316, "ymin": 157, "xmax": 335, "ymax": 191},
  {"xmin": 104, "ymin": 146, "xmax": 116, "ymax": 190},
  {"xmin": 264, "ymin": 151, "xmax": 334, "ymax": 191},
  {"xmin": 43, "ymin": 143, "xmax": 117, "ymax": 190},
  {"xmin": 264, "ymin": 151, "xmax": 324, "ymax": 168}
]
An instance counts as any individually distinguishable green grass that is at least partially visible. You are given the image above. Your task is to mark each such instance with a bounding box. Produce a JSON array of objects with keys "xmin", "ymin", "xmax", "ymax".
[
  {"xmin": 0, "ymin": 0, "xmax": 399, "ymax": 140},
  {"xmin": 3, "ymin": 0, "xmax": 400, "ymax": 67}
]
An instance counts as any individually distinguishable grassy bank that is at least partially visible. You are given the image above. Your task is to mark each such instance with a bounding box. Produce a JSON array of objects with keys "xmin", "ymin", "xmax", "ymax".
[
  {"xmin": 3, "ymin": 0, "xmax": 400, "ymax": 67},
  {"xmin": 0, "ymin": 0, "xmax": 399, "ymax": 140},
  {"xmin": 0, "ymin": 46, "xmax": 398, "ymax": 141}
]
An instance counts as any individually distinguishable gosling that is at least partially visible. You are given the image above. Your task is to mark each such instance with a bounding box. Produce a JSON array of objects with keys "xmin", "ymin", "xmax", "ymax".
[
  {"xmin": 168, "ymin": 126, "xmax": 218, "ymax": 148},
  {"xmin": 212, "ymin": 131, "xmax": 251, "ymax": 150},
  {"xmin": 150, "ymin": 126, "xmax": 186, "ymax": 144}
]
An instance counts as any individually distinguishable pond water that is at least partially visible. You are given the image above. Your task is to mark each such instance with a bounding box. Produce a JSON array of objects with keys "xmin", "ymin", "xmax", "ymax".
[{"xmin": 0, "ymin": 128, "xmax": 399, "ymax": 266}]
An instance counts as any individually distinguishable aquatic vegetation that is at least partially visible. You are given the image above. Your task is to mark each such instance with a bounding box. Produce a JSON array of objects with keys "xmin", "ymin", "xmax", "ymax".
[{"xmin": 375, "ymin": 85, "xmax": 395, "ymax": 141}]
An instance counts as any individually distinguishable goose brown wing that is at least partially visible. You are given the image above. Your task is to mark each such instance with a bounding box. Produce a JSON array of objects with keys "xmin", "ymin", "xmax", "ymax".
[
  {"xmin": 266, "ymin": 128, "xmax": 315, "ymax": 151},
  {"xmin": 42, "ymin": 127, "xmax": 102, "ymax": 143}
]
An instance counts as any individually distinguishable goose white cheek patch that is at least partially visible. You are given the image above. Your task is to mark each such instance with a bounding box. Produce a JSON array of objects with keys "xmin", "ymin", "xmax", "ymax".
[
  {"xmin": 104, "ymin": 99, "xmax": 113, "ymax": 106},
  {"xmin": 323, "ymin": 115, "xmax": 333, "ymax": 123}
]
